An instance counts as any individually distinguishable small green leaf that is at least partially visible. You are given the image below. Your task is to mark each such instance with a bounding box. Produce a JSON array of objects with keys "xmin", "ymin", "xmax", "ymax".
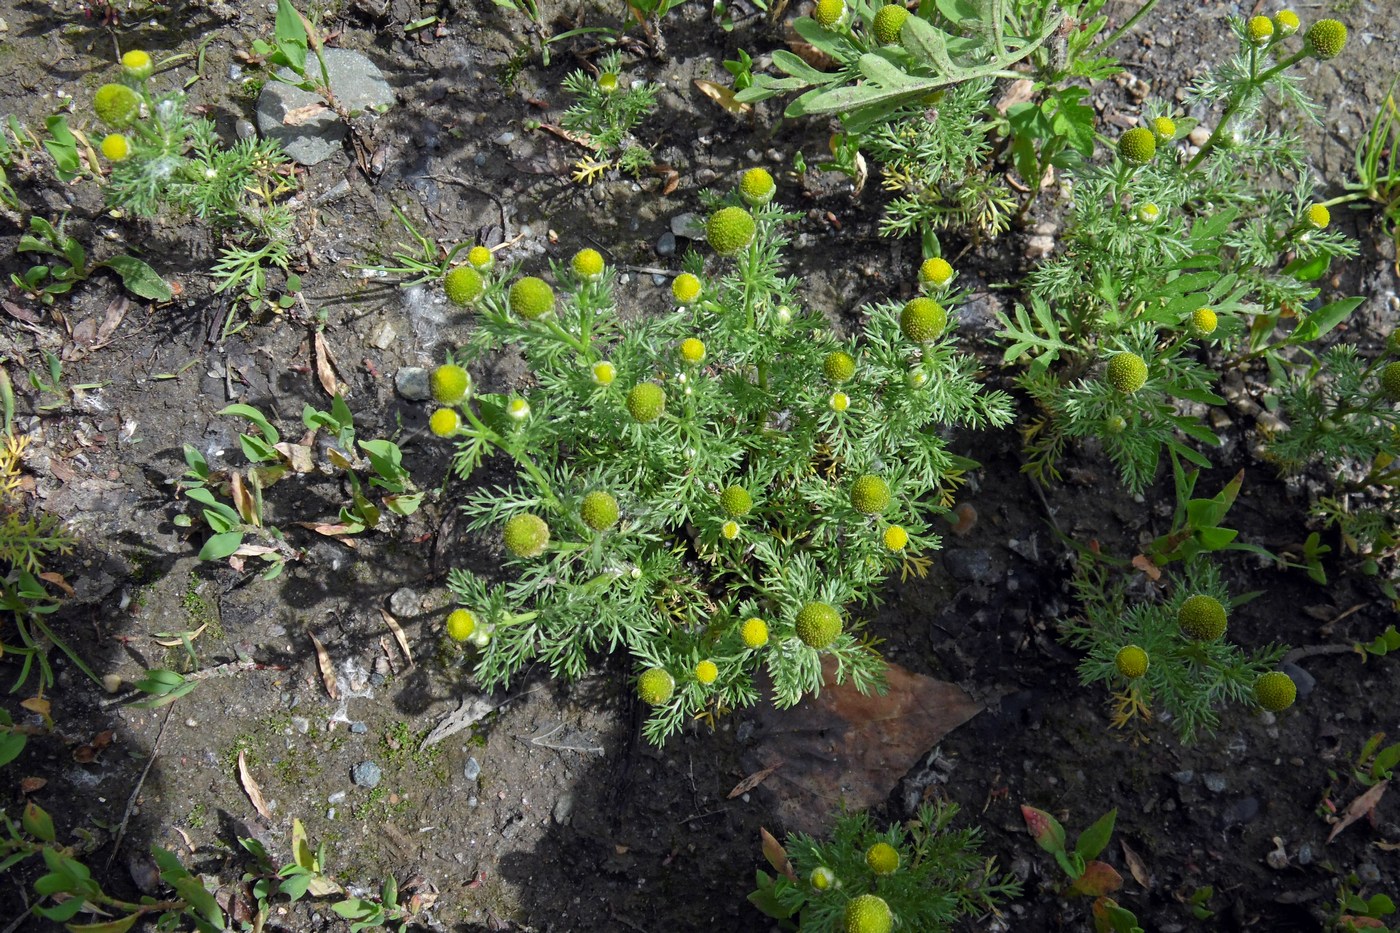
[
  {"xmin": 101, "ymin": 254, "xmax": 172, "ymax": 301},
  {"xmin": 22, "ymin": 801, "xmax": 55, "ymax": 842},
  {"xmin": 199, "ymin": 532, "xmax": 245, "ymax": 561},
  {"xmin": 1074, "ymin": 808, "xmax": 1117, "ymax": 860}
]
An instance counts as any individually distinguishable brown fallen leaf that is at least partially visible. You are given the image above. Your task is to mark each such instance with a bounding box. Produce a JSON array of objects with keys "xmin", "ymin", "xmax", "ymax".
[
  {"xmin": 693, "ymin": 79, "xmax": 750, "ymax": 115},
  {"xmin": 308, "ymin": 631, "xmax": 339, "ymax": 700},
  {"xmin": 729, "ymin": 762, "xmax": 782, "ymax": 799},
  {"xmin": 1120, "ymin": 838, "xmax": 1151, "ymax": 889},
  {"xmin": 37, "ymin": 572, "xmax": 74, "ymax": 597},
  {"xmin": 741, "ymin": 656, "xmax": 982, "ymax": 835},
  {"xmin": 313, "ymin": 332, "xmax": 345, "ymax": 397},
  {"xmin": 760, "ymin": 826, "xmax": 796, "ymax": 881},
  {"xmin": 1327, "ymin": 779, "xmax": 1388, "ymax": 843},
  {"xmin": 230, "ymin": 472, "xmax": 258, "ymax": 525},
  {"xmin": 995, "ymin": 77, "xmax": 1037, "ymax": 114},
  {"xmin": 19, "ymin": 777, "xmax": 47, "ymax": 795},
  {"xmin": 294, "ymin": 521, "xmax": 362, "ymax": 544},
  {"xmin": 20, "ymin": 696, "xmax": 51, "ymax": 724},
  {"xmin": 1131, "ymin": 554, "xmax": 1162, "ymax": 581},
  {"xmin": 379, "ymin": 609, "xmax": 413, "ymax": 666},
  {"xmin": 2, "ymin": 299, "xmax": 41, "ymax": 324},
  {"xmin": 283, "ymin": 103, "xmax": 331, "ymax": 126},
  {"xmin": 238, "ymin": 749, "xmax": 272, "ymax": 820},
  {"xmin": 274, "ymin": 442, "xmax": 316, "ymax": 474}
]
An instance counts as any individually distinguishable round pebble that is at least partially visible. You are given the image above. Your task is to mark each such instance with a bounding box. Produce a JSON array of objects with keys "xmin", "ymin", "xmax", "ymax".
[
  {"xmin": 464, "ymin": 756, "xmax": 481, "ymax": 781},
  {"xmin": 350, "ymin": 721, "xmax": 368, "ymax": 734},
  {"xmin": 351, "ymin": 760, "xmax": 382, "ymax": 788}
]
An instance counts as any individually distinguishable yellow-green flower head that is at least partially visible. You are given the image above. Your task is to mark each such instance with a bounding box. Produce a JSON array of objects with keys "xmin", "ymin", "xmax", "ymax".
[
  {"xmin": 429, "ymin": 408, "xmax": 461, "ymax": 437},
  {"xmin": 1247, "ymin": 15, "xmax": 1274, "ymax": 45},
  {"xmin": 850, "ymin": 474, "xmax": 891, "ymax": 515},
  {"xmin": 580, "ymin": 491, "xmax": 620, "ymax": 531},
  {"xmin": 467, "ymin": 245, "xmax": 494, "ymax": 270},
  {"xmin": 918, "ymin": 256, "xmax": 953, "ymax": 288},
  {"xmin": 720, "ymin": 520, "xmax": 741, "ymax": 540},
  {"xmin": 1178, "ymin": 594, "xmax": 1227, "ymax": 641},
  {"xmin": 503, "ymin": 513, "xmax": 551, "ymax": 558},
  {"xmin": 430, "ymin": 364, "xmax": 471, "ymax": 404},
  {"xmin": 509, "ymin": 276, "xmax": 556, "ymax": 320},
  {"xmin": 795, "ymin": 601, "xmax": 842, "ymax": 649},
  {"xmin": 626, "ymin": 382, "xmax": 666, "ymax": 423},
  {"xmin": 694, "ymin": 660, "xmax": 719, "ymax": 685},
  {"xmin": 1254, "ymin": 671, "xmax": 1297, "ymax": 712},
  {"xmin": 829, "ymin": 391, "xmax": 850, "ymax": 412},
  {"xmin": 906, "ymin": 369, "xmax": 929, "ymax": 389},
  {"xmin": 843, "ymin": 894, "xmax": 893, "ymax": 933},
  {"xmin": 680, "ymin": 337, "xmax": 707, "ymax": 365},
  {"xmin": 1106, "ymin": 352, "xmax": 1148, "ymax": 393},
  {"xmin": 1105, "ymin": 415, "xmax": 1127, "ymax": 434},
  {"xmin": 444, "ymin": 266, "xmax": 485, "ymax": 306},
  {"xmin": 900, "ymin": 297, "xmax": 947, "ymax": 343},
  {"xmin": 94, "ymin": 83, "xmax": 141, "ymax": 127},
  {"xmin": 1151, "ymin": 116, "xmax": 1177, "ymax": 142},
  {"xmin": 719, "ymin": 485, "xmax": 754, "ymax": 518},
  {"xmin": 812, "ymin": 0, "xmax": 845, "ymax": 28},
  {"xmin": 1118, "ymin": 127, "xmax": 1157, "ymax": 166},
  {"xmin": 1306, "ymin": 19, "xmax": 1347, "ymax": 59},
  {"xmin": 671, "ymin": 272, "xmax": 702, "ymax": 304},
  {"xmin": 591, "ymin": 360, "xmax": 616, "ymax": 386},
  {"xmin": 598, "ymin": 72, "xmax": 620, "ymax": 93},
  {"xmin": 872, "ymin": 4, "xmax": 910, "ymax": 44},
  {"xmin": 637, "ymin": 667, "xmax": 675, "ymax": 705},
  {"xmin": 506, "ymin": 397, "xmax": 531, "ymax": 420},
  {"xmin": 100, "ymin": 133, "xmax": 131, "ymax": 162},
  {"xmin": 883, "ymin": 525, "xmax": 908, "ymax": 551},
  {"xmin": 824, "ymin": 351, "xmax": 856, "ymax": 383},
  {"xmin": 865, "ymin": 841, "xmax": 900, "ymax": 875},
  {"xmin": 707, "ymin": 206, "xmax": 756, "ymax": 256},
  {"xmin": 1274, "ymin": 10, "xmax": 1300, "ymax": 37},
  {"xmin": 446, "ymin": 608, "xmax": 477, "ymax": 642},
  {"xmin": 1136, "ymin": 202, "xmax": 1162, "ymax": 224},
  {"xmin": 1189, "ymin": 307, "xmax": 1218, "ymax": 337},
  {"xmin": 571, "ymin": 248, "xmax": 605, "ymax": 280},
  {"xmin": 740, "ymin": 617, "xmax": 769, "ymax": 648},
  {"xmin": 121, "ymin": 49, "xmax": 154, "ymax": 81},
  {"xmin": 739, "ymin": 167, "xmax": 776, "ymax": 206},
  {"xmin": 1380, "ymin": 361, "xmax": 1400, "ymax": 402},
  {"xmin": 1304, "ymin": 203, "xmax": 1330, "ymax": 230},
  {"xmin": 809, "ymin": 866, "xmax": 837, "ymax": 891},
  {"xmin": 1114, "ymin": 645, "xmax": 1149, "ymax": 678}
]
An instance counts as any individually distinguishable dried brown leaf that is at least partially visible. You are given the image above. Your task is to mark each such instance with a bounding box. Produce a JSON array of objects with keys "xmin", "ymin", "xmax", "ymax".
[
  {"xmin": 693, "ymin": 79, "xmax": 750, "ymax": 115},
  {"xmin": 20, "ymin": 697, "xmax": 50, "ymax": 720},
  {"xmin": 230, "ymin": 473, "xmax": 258, "ymax": 525},
  {"xmin": 1120, "ymin": 838, "xmax": 1151, "ymax": 889},
  {"xmin": 19, "ymin": 777, "xmax": 46, "ymax": 794},
  {"xmin": 995, "ymin": 77, "xmax": 1037, "ymax": 114},
  {"xmin": 274, "ymin": 442, "xmax": 316, "ymax": 474},
  {"xmin": 379, "ymin": 608, "xmax": 413, "ymax": 666},
  {"xmin": 1131, "ymin": 554, "xmax": 1162, "ymax": 581},
  {"xmin": 313, "ymin": 332, "xmax": 344, "ymax": 397},
  {"xmin": 95, "ymin": 297, "xmax": 128, "ymax": 345},
  {"xmin": 729, "ymin": 763, "xmax": 781, "ymax": 799},
  {"xmin": 37, "ymin": 572, "xmax": 74, "ymax": 597},
  {"xmin": 760, "ymin": 826, "xmax": 796, "ymax": 880},
  {"xmin": 2, "ymin": 300, "xmax": 41, "ymax": 324},
  {"xmin": 1327, "ymin": 780, "xmax": 1388, "ymax": 843},
  {"xmin": 309, "ymin": 631, "xmax": 339, "ymax": 700},
  {"xmin": 283, "ymin": 103, "xmax": 331, "ymax": 126},
  {"xmin": 238, "ymin": 749, "xmax": 272, "ymax": 820},
  {"xmin": 155, "ymin": 623, "xmax": 208, "ymax": 648}
]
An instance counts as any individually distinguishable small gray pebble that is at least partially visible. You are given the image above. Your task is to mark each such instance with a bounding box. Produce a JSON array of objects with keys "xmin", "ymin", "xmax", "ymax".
[
  {"xmin": 350, "ymin": 722, "xmax": 368, "ymax": 734},
  {"xmin": 395, "ymin": 367, "xmax": 431, "ymax": 401},
  {"xmin": 1358, "ymin": 862, "xmax": 1382, "ymax": 884},
  {"xmin": 467, "ymin": 795, "xmax": 478, "ymax": 808},
  {"xmin": 736, "ymin": 720, "xmax": 755, "ymax": 743},
  {"xmin": 651, "ymin": 273, "xmax": 667, "ymax": 287},
  {"xmin": 1172, "ymin": 770, "xmax": 1194, "ymax": 784},
  {"xmin": 228, "ymin": 64, "xmax": 244, "ymax": 81},
  {"xmin": 1219, "ymin": 796, "xmax": 1259, "ymax": 828},
  {"xmin": 1202, "ymin": 772, "xmax": 1227, "ymax": 793},
  {"xmin": 670, "ymin": 212, "xmax": 701, "ymax": 237},
  {"xmin": 464, "ymin": 756, "xmax": 481, "ymax": 781},
  {"xmin": 500, "ymin": 814, "xmax": 522, "ymax": 839},
  {"xmin": 553, "ymin": 792, "xmax": 574, "ymax": 825},
  {"xmin": 655, "ymin": 231, "xmax": 676, "ymax": 257},
  {"xmin": 369, "ymin": 672, "xmax": 387, "ymax": 687},
  {"xmin": 474, "ymin": 152, "xmax": 488, "ymax": 167},
  {"xmin": 291, "ymin": 716, "xmax": 310, "ymax": 735},
  {"xmin": 494, "ymin": 131, "xmax": 515, "ymax": 146},
  {"xmin": 389, "ymin": 586, "xmax": 422, "ymax": 616},
  {"xmin": 351, "ymin": 760, "xmax": 382, "ymax": 788},
  {"xmin": 1296, "ymin": 843, "xmax": 1313, "ymax": 866},
  {"xmin": 1280, "ymin": 661, "xmax": 1315, "ymax": 699},
  {"xmin": 236, "ymin": 118, "xmax": 257, "ymax": 141},
  {"xmin": 944, "ymin": 547, "xmax": 996, "ymax": 583}
]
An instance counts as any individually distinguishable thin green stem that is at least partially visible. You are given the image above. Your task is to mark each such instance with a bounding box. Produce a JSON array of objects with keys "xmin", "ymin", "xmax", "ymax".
[
  {"xmin": 461, "ymin": 406, "xmax": 560, "ymax": 509},
  {"xmin": 1087, "ymin": 0, "xmax": 1160, "ymax": 59},
  {"xmin": 1186, "ymin": 48, "xmax": 1307, "ymax": 171}
]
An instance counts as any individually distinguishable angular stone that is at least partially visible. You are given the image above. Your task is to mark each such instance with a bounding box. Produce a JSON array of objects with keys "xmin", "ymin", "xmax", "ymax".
[{"xmin": 255, "ymin": 48, "xmax": 394, "ymax": 165}]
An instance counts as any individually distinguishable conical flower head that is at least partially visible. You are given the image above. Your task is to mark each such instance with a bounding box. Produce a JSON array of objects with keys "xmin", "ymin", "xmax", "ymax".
[
  {"xmin": 719, "ymin": 485, "xmax": 754, "ymax": 518},
  {"xmin": 872, "ymin": 4, "xmax": 909, "ymax": 44},
  {"xmin": 446, "ymin": 609, "xmax": 477, "ymax": 642},
  {"xmin": 509, "ymin": 276, "xmax": 556, "ymax": 320},
  {"xmin": 1118, "ymin": 127, "xmax": 1156, "ymax": 166},
  {"xmin": 740, "ymin": 617, "xmax": 769, "ymax": 648},
  {"xmin": 1254, "ymin": 671, "xmax": 1297, "ymax": 711},
  {"xmin": 1115, "ymin": 645, "xmax": 1149, "ymax": 678},
  {"xmin": 637, "ymin": 667, "xmax": 675, "ymax": 705},
  {"xmin": 1306, "ymin": 19, "xmax": 1347, "ymax": 59},
  {"xmin": 850, "ymin": 474, "xmax": 890, "ymax": 515},
  {"xmin": 1189, "ymin": 307, "xmax": 1218, "ymax": 337},
  {"xmin": 503, "ymin": 513, "xmax": 550, "ymax": 558},
  {"xmin": 1274, "ymin": 10, "xmax": 1299, "ymax": 36},
  {"xmin": 706, "ymin": 207, "xmax": 756, "ymax": 256},
  {"xmin": 626, "ymin": 382, "xmax": 666, "ymax": 423},
  {"xmin": 94, "ymin": 83, "xmax": 140, "ymax": 127},
  {"xmin": 865, "ymin": 842, "xmax": 900, "ymax": 875},
  {"xmin": 1106, "ymin": 352, "xmax": 1148, "ymax": 393},
  {"xmin": 430, "ymin": 364, "xmax": 471, "ymax": 404},
  {"xmin": 444, "ymin": 266, "xmax": 484, "ymax": 306},
  {"xmin": 918, "ymin": 256, "xmax": 953, "ymax": 288},
  {"xmin": 580, "ymin": 491, "xmax": 620, "ymax": 531},
  {"xmin": 1151, "ymin": 116, "xmax": 1176, "ymax": 142},
  {"xmin": 795, "ymin": 602, "xmax": 842, "ymax": 649},
  {"xmin": 1380, "ymin": 361, "xmax": 1400, "ymax": 402},
  {"xmin": 739, "ymin": 167, "xmax": 776, "ymax": 205},
  {"xmin": 824, "ymin": 351, "xmax": 856, "ymax": 382},
  {"xmin": 900, "ymin": 297, "xmax": 946, "ymax": 343},
  {"xmin": 671, "ymin": 273, "xmax": 701, "ymax": 303},
  {"xmin": 812, "ymin": 0, "xmax": 845, "ymax": 27},
  {"xmin": 1246, "ymin": 15, "xmax": 1274, "ymax": 44},
  {"xmin": 843, "ymin": 894, "xmax": 893, "ymax": 933},
  {"xmin": 571, "ymin": 248, "xmax": 604, "ymax": 280},
  {"xmin": 1178, "ymin": 594, "xmax": 1227, "ymax": 640}
]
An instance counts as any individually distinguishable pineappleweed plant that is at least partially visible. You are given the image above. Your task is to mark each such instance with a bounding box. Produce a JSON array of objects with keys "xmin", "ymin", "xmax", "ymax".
[{"xmin": 433, "ymin": 174, "xmax": 1012, "ymax": 742}]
